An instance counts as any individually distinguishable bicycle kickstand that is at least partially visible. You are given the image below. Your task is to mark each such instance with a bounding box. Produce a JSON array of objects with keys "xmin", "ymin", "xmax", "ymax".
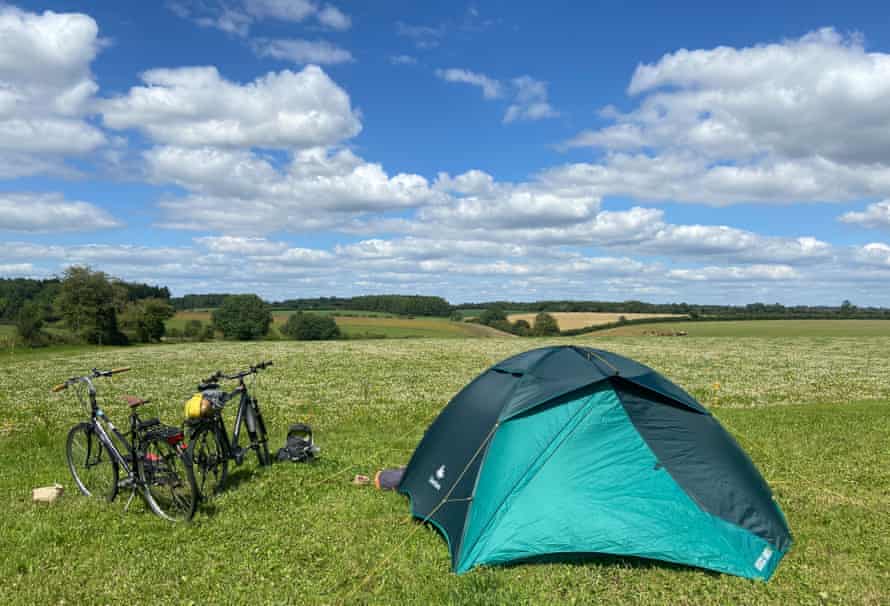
[{"xmin": 123, "ymin": 486, "xmax": 137, "ymax": 513}]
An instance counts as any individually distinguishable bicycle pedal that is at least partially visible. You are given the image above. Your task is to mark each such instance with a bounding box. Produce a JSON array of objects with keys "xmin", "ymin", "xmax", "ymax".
[{"xmin": 233, "ymin": 447, "xmax": 246, "ymax": 465}]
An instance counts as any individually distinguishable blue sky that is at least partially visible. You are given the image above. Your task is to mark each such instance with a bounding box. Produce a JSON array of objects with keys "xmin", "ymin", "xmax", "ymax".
[{"xmin": 3, "ymin": 1, "xmax": 890, "ymax": 304}]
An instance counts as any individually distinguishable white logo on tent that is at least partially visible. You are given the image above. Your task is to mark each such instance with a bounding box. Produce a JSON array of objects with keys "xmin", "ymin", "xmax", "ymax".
[
  {"xmin": 428, "ymin": 465, "xmax": 446, "ymax": 490},
  {"xmin": 754, "ymin": 546, "xmax": 773, "ymax": 571}
]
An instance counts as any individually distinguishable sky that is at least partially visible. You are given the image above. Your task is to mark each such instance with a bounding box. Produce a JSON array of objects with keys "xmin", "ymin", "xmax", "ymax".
[{"xmin": 3, "ymin": 1, "xmax": 890, "ymax": 305}]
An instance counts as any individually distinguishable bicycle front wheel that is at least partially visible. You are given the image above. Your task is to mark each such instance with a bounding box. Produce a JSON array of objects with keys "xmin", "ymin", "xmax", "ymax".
[
  {"xmin": 188, "ymin": 424, "xmax": 228, "ymax": 498},
  {"xmin": 140, "ymin": 436, "xmax": 197, "ymax": 522},
  {"xmin": 66, "ymin": 423, "xmax": 119, "ymax": 501}
]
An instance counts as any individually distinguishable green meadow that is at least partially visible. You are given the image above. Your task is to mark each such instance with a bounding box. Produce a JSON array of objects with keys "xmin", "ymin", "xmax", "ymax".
[
  {"xmin": 165, "ymin": 310, "xmax": 509, "ymax": 339},
  {"xmin": 1, "ymin": 333, "xmax": 889, "ymax": 604}
]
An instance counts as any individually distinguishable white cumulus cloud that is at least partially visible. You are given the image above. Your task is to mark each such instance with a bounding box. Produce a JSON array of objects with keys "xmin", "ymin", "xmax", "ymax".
[
  {"xmin": 667, "ymin": 265, "xmax": 799, "ymax": 282},
  {"xmin": 0, "ymin": 193, "xmax": 119, "ymax": 232},
  {"xmin": 504, "ymin": 76, "xmax": 559, "ymax": 123},
  {"xmin": 435, "ymin": 68, "xmax": 503, "ymax": 99},
  {"xmin": 854, "ymin": 242, "xmax": 890, "ymax": 267},
  {"xmin": 560, "ymin": 29, "xmax": 890, "ymax": 205},
  {"xmin": 252, "ymin": 38, "xmax": 353, "ymax": 65},
  {"xmin": 0, "ymin": 6, "xmax": 106, "ymax": 176},
  {"xmin": 171, "ymin": 0, "xmax": 351, "ymax": 35},
  {"xmin": 101, "ymin": 65, "xmax": 361, "ymax": 149},
  {"xmin": 840, "ymin": 200, "xmax": 890, "ymax": 230},
  {"xmin": 151, "ymin": 146, "xmax": 442, "ymax": 233}
]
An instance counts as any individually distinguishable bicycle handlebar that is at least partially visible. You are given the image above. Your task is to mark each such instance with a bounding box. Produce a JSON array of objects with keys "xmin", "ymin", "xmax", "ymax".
[
  {"xmin": 51, "ymin": 367, "xmax": 131, "ymax": 393},
  {"xmin": 199, "ymin": 361, "xmax": 272, "ymax": 387}
]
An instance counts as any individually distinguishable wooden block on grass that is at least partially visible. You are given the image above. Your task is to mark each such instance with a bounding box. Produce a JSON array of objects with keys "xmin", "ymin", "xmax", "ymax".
[{"xmin": 32, "ymin": 484, "xmax": 64, "ymax": 503}]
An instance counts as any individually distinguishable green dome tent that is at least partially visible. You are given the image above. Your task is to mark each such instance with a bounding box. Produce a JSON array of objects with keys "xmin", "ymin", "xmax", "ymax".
[{"xmin": 398, "ymin": 346, "xmax": 791, "ymax": 580}]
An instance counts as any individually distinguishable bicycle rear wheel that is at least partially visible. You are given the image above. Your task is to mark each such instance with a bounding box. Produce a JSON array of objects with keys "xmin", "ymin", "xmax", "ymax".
[
  {"xmin": 66, "ymin": 423, "xmax": 119, "ymax": 501},
  {"xmin": 188, "ymin": 424, "xmax": 228, "ymax": 497},
  {"xmin": 140, "ymin": 435, "xmax": 197, "ymax": 522}
]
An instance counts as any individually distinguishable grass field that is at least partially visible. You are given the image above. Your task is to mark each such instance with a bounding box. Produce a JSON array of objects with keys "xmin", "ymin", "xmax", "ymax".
[
  {"xmin": 1, "ymin": 335, "xmax": 889, "ymax": 604},
  {"xmin": 507, "ymin": 312, "xmax": 685, "ymax": 330},
  {"xmin": 330, "ymin": 316, "xmax": 509, "ymax": 338},
  {"xmin": 167, "ymin": 311, "xmax": 510, "ymax": 339},
  {"xmin": 597, "ymin": 319, "xmax": 890, "ymax": 337},
  {"xmin": 271, "ymin": 309, "xmax": 400, "ymax": 318}
]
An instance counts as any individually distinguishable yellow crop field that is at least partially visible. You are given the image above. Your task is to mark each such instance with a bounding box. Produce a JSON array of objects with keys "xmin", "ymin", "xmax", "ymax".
[{"xmin": 507, "ymin": 312, "xmax": 684, "ymax": 330}]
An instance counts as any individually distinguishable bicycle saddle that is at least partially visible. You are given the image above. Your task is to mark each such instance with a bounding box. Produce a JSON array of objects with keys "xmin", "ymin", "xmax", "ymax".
[{"xmin": 122, "ymin": 395, "xmax": 151, "ymax": 408}]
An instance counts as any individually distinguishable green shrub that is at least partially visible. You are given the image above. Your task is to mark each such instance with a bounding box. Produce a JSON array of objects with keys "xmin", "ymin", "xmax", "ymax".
[
  {"xmin": 484, "ymin": 319, "xmax": 510, "ymax": 333},
  {"xmin": 511, "ymin": 319, "xmax": 531, "ymax": 336},
  {"xmin": 120, "ymin": 298, "xmax": 175, "ymax": 343},
  {"xmin": 281, "ymin": 312, "xmax": 341, "ymax": 340},
  {"xmin": 184, "ymin": 319, "xmax": 203, "ymax": 339},
  {"xmin": 533, "ymin": 312, "xmax": 560, "ymax": 336},
  {"xmin": 479, "ymin": 307, "xmax": 507, "ymax": 326},
  {"xmin": 56, "ymin": 266, "xmax": 127, "ymax": 345},
  {"xmin": 212, "ymin": 294, "xmax": 271, "ymax": 340},
  {"xmin": 15, "ymin": 301, "xmax": 44, "ymax": 346}
]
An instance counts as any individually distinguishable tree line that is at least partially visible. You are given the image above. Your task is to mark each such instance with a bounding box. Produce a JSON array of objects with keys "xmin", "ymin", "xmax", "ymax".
[
  {"xmin": 5, "ymin": 269, "xmax": 345, "ymax": 347},
  {"xmin": 170, "ymin": 293, "xmax": 231, "ymax": 310},
  {"xmin": 0, "ymin": 276, "xmax": 169, "ymax": 324},
  {"xmin": 273, "ymin": 294, "xmax": 452, "ymax": 316},
  {"xmin": 9, "ymin": 268, "xmax": 175, "ymax": 346},
  {"xmin": 174, "ymin": 293, "xmax": 452, "ymax": 317}
]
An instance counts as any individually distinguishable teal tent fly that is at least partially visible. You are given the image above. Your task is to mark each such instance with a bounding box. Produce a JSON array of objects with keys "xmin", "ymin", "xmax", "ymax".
[{"xmin": 398, "ymin": 346, "xmax": 791, "ymax": 580}]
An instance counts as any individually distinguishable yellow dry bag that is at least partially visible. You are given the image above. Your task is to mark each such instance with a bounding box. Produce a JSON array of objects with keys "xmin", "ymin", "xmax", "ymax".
[{"xmin": 184, "ymin": 393, "xmax": 211, "ymax": 419}]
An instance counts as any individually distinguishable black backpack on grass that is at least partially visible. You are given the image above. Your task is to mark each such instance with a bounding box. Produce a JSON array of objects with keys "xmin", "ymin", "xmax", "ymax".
[{"xmin": 276, "ymin": 423, "xmax": 318, "ymax": 463}]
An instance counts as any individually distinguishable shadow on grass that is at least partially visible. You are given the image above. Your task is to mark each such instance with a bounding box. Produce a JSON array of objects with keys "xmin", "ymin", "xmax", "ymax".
[
  {"xmin": 196, "ymin": 467, "xmax": 262, "ymax": 518},
  {"xmin": 409, "ymin": 515, "xmax": 719, "ymax": 578},
  {"xmin": 221, "ymin": 467, "xmax": 257, "ymax": 493},
  {"xmin": 502, "ymin": 551, "xmax": 720, "ymax": 577}
]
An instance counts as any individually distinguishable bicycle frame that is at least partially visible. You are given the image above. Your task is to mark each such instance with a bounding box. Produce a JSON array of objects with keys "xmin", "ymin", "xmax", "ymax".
[
  {"xmin": 74, "ymin": 377, "xmax": 135, "ymax": 480},
  {"xmin": 60, "ymin": 367, "xmax": 197, "ymax": 522},
  {"xmin": 189, "ymin": 366, "xmax": 268, "ymax": 465},
  {"xmin": 194, "ymin": 389, "xmax": 257, "ymax": 459},
  {"xmin": 232, "ymin": 381, "xmax": 266, "ymax": 454},
  {"xmin": 72, "ymin": 375, "xmax": 178, "ymax": 487}
]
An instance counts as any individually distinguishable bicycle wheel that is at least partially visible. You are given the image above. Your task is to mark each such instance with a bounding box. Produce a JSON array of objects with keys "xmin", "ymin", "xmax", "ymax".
[
  {"xmin": 140, "ymin": 436, "xmax": 197, "ymax": 522},
  {"xmin": 188, "ymin": 424, "xmax": 228, "ymax": 497},
  {"xmin": 247, "ymin": 405, "xmax": 271, "ymax": 467},
  {"xmin": 66, "ymin": 423, "xmax": 119, "ymax": 501}
]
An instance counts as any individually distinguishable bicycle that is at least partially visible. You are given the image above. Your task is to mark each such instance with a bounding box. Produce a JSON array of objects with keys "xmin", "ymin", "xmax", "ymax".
[
  {"xmin": 185, "ymin": 360, "xmax": 273, "ymax": 497},
  {"xmin": 54, "ymin": 367, "xmax": 198, "ymax": 522}
]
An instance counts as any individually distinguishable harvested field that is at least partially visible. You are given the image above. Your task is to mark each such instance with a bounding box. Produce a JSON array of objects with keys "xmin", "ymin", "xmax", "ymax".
[{"xmin": 507, "ymin": 312, "xmax": 685, "ymax": 330}]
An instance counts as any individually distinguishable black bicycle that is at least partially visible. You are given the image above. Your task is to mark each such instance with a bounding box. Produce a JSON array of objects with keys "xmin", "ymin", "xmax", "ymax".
[
  {"xmin": 185, "ymin": 360, "xmax": 273, "ymax": 497},
  {"xmin": 55, "ymin": 368, "xmax": 198, "ymax": 522}
]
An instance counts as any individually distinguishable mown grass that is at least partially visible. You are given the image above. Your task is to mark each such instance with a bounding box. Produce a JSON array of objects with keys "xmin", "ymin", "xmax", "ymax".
[
  {"xmin": 1, "ymin": 337, "xmax": 889, "ymax": 604},
  {"xmin": 598, "ymin": 319, "xmax": 890, "ymax": 337}
]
